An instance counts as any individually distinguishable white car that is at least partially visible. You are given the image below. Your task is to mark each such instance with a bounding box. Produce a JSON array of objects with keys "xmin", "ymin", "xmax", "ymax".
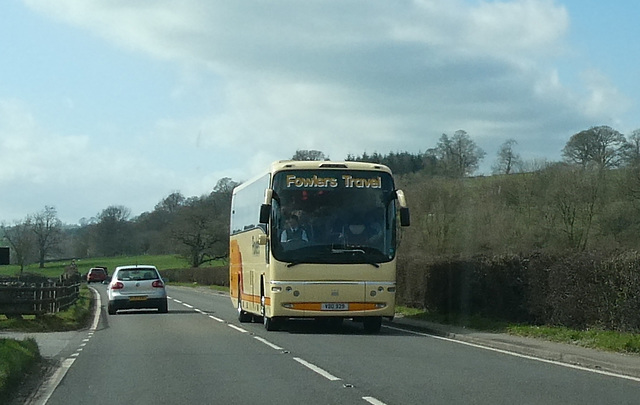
[{"xmin": 107, "ymin": 265, "xmax": 168, "ymax": 314}]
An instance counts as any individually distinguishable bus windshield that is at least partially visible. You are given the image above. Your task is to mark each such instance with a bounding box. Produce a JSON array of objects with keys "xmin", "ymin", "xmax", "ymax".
[{"xmin": 270, "ymin": 170, "xmax": 398, "ymax": 265}]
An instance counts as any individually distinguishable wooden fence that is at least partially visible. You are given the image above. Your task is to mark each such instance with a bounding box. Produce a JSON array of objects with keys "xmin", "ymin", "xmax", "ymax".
[{"xmin": 0, "ymin": 282, "xmax": 81, "ymax": 317}]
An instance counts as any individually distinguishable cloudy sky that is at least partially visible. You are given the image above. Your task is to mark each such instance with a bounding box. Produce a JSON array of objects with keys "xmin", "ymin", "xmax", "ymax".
[{"xmin": 1, "ymin": 0, "xmax": 638, "ymax": 224}]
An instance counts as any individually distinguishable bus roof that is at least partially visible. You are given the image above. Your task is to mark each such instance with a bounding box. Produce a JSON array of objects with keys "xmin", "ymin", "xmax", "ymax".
[{"xmin": 269, "ymin": 160, "xmax": 392, "ymax": 173}]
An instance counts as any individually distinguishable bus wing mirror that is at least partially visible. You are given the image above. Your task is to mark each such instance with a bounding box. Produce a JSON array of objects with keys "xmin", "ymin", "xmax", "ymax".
[
  {"xmin": 400, "ymin": 207, "xmax": 410, "ymax": 227},
  {"xmin": 259, "ymin": 204, "xmax": 271, "ymax": 224},
  {"xmin": 396, "ymin": 190, "xmax": 410, "ymax": 227},
  {"xmin": 259, "ymin": 188, "xmax": 274, "ymax": 224}
]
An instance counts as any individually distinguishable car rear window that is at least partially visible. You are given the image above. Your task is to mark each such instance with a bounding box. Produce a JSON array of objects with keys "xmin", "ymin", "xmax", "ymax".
[
  {"xmin": 116, "ymin": 269, "xmax": 159, "ymax": 281},
  {"xmin": 90, "ymin": 269, "xmax": 106, "ymax": 275}
]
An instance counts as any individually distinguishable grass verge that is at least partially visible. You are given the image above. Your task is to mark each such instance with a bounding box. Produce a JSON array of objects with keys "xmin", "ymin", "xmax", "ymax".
[
  {"xmin": 507, "ymin": 325, "xmax": 640, "ymax": 354},
  {"xmin": 0, "ymin": 338, "xmax": 41, "ymax": 401},
  {"xmin": 395, "ymin": 306, "xmax": 640, "ymax": 354}
]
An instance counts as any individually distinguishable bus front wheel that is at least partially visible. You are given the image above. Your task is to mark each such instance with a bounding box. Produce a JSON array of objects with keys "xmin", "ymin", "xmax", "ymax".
[
  {"xmin": 363, "ymin": 316, "xmax": 382, "ymax": 333},
  {"xmin": 263, "ymin": 315, "xmax": 280, "ymax": 331}
]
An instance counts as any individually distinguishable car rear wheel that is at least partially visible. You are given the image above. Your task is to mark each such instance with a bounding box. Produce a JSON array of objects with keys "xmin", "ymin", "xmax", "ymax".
[
  {"xmin": 107, "ymin": 302, "xmax": 117, "ymax": 315},
  {"xmin": 158, "ymin": 299, "xmax": 168, "ymax": 313}
]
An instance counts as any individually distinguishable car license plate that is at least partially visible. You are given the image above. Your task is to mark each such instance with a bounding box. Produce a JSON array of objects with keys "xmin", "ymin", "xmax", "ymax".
[
  {"xmin": 129, "ymin": 296, "xmax": 147, "ymax": 302},
  {"xmin": 321, "ymin": 303, "xmax": 348, "ymax": 311}
]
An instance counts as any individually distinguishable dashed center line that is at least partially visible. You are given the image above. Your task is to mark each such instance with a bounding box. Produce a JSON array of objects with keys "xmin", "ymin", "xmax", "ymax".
[
  {"xmin": 254, "ymin": 336, "xmax": 283, "ymax": 350},
  {"xmin": 293, "ymin": 357, "xmax": 342, "ymax": 381},
  {"xmin": 209, "ymin": 315, "xmax": 224, "ymax": 322},
  {"xmin": 172, "ymin": 295, "xmax": 383, "ymax": 404},
  {"xmin": 363, "ymin": 396, "xmax": 388, "ymax": 405},
  {"xmin": 228, "ymin": 324, "xmax": 248, "ymax": 333}
]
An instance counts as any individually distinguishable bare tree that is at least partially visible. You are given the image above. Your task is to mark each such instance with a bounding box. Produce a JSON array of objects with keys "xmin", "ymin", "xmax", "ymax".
[
  {"xmin": 32, "ymin": 206, "xmax": 62, "ymax": 268},
  {"xmin": 492, "ymin": 139, "xmax": 522, "ymax": 175},
  {"xmin": 621, "ymin": 129, "xmax": 640, "ymax": 167},
  {"xmin": 213, "ymin": 177, "xmax": 239, "ymax": 194},
  {"xmin": 562, "ymin": 125, "xmax": 626, "ymax": 169},
  {"xmin": 171, "ymin": 195, "xmax": 228, "ymax": 268},
  {"xmin": 430, "ymin": 130, "xmax": 486, "ymax": 177},
  {"xmin": 154, "ymin": 192, "xmax": 185, "ymax": 214},
  {"xmin": 291, "ymin": 150, "xmax": 328, "ymax": 161},
  {"xmin": 95, "ymin": 205, "xmax": 132, "ymax": 256},
  {"xmin": 2, "ymin": 219, "xmax": 35, "ymax": 274}
]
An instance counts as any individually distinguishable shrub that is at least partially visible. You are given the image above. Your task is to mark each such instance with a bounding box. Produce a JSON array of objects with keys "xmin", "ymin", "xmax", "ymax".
[{"xmin": 160, "ymin": 266, "xmax": 229, "ymax": 286}]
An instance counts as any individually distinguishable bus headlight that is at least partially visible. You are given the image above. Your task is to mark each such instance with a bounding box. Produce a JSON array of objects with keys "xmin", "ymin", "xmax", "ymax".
[{"xmin": 271, "ymin": 286, "xmax": 282, "ymax": 292}]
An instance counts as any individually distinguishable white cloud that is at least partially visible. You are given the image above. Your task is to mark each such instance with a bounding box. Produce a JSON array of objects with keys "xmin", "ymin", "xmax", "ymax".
[
  {"xmin": 579, "ymin": 69, "xmax": 631, "ymax": 123},
  {"xmin": 12, "ymin": 0, "xmax": 633, "ymax": 220}
]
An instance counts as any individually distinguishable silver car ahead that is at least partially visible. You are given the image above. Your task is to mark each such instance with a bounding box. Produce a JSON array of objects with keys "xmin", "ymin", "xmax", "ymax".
[{"xmin": 107, "ymin": 265, "xmax": 168, "ymax": 314}]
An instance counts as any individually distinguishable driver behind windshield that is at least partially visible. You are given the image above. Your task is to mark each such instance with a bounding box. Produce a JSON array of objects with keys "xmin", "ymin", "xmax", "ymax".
[{"xmin": 280, "ymin": 214, "xmax": 309, "ymax": 243}]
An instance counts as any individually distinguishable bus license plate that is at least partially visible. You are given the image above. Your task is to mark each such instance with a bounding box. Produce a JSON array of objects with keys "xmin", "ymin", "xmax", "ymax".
[
  {"xmin": 321, "ymin": 303, "xmax": 348, "ymax": 311},
  {"xmin": 129, "ymin": 296, "xmax": 147, "ymax": 301}
]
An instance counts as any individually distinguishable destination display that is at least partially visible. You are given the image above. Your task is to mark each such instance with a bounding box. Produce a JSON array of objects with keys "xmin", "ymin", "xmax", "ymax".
[{"xmin": 284, "ymin": 173, "xmax": 384, "ymax": 189}]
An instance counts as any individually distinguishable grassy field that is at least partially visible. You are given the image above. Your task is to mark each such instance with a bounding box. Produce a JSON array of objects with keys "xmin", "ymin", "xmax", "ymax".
[{"xmin": 0, "ymin": 254, "xmax": 191, "ymax": 279}]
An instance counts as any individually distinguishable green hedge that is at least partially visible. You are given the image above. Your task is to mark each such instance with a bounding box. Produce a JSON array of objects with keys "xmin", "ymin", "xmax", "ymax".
[
  {"xmin": 160, "ymin": 266, "xmax": 229, "ymax": 286},
  {"xmin": 396, "ymin": 250, "xmax": 640, "ymax": 332}
]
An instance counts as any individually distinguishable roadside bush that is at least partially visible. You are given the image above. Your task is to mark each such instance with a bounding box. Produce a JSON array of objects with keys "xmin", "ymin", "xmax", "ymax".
[
  {"xmin": 160, "ymin": 266, "xmax": 229, "ymax": 286},
  {"xmin": 397, "ymin": 250, "xmax": 640, "ymax": 333},
  {"xmin": 396, "ymin": 253, "xmax": 429, "ymax": 308},
  {"xmin": 418, "ymin": 254, "xmax": 530, "ymax": 323}
]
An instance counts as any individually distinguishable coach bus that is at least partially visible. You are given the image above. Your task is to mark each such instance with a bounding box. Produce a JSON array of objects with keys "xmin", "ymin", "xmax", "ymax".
[{"xmin": 229, "ymin": 160, "xmax": 410, "ymax": 332}]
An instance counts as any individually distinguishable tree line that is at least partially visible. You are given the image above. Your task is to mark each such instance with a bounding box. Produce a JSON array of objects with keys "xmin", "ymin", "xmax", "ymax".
[{"xmin": 2, "ymin": 125, "xmax": 640, "ymax": 273}]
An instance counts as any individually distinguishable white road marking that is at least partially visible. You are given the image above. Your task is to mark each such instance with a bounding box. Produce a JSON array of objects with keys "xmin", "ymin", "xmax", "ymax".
[
  {"xmin": 254, "ymin": 336, "xmax": 283, "ymax": 350},
  {"xmin": 384, "ymin": 324, "xmax": 640, "ymax": 383},
  {"xmin": 173, "ymin": 299, "xmax": 182, "ymax": 304},
  {"xmin": 182, "ymin": 303, "xmax": 194, "ymax": 308},
  {"xmin": 37, "ymin": 358, "xmax": 76, "ymax": 404},
  {"xmin": 363, "ymin": 397, "xmax": 387, "ymax": 405},
  {"xmin": 228, "ymin": 324, "xmax": 248, "ymax": 333},
  {"xmin": 89, "ymin": 286, "xmax": 101, "ymax": 331},
  {"xmin": 209, "ymin": 315, "xmax": 224, "ymax": 322},
  {"xmin": 293, "ymin": 357, "xmax": 341, "ymax": 381}
]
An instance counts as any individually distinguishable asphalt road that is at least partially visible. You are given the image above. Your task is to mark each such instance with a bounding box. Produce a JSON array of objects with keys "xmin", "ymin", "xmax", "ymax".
[{"xmin": 39, "ymin": 285, "xmax": 640, "ymax": 405}]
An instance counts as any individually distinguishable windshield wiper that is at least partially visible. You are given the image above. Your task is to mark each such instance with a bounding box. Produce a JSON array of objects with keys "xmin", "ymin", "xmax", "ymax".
[{"xmin": 331, "ymin": 248, "xmax": 365, "ymax": 254}]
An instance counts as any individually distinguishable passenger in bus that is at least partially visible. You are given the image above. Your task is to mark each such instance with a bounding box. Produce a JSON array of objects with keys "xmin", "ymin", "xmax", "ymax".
[
  {"xmin": 280, "ymin": 214, "xmax": 309, "ymax": 243},
  {"xmin": 341, "ymin": 212, "xmax": 383, "ymax": 246}
]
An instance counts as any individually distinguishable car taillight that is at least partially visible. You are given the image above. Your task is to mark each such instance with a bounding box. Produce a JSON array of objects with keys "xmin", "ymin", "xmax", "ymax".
[
  {"xmin": 152, "ymin": 280, "xmax": 164, "ymax": 288},
  {"xmin": 111, "ymin": 282, "xmax": 124, "ymax": 290}
]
